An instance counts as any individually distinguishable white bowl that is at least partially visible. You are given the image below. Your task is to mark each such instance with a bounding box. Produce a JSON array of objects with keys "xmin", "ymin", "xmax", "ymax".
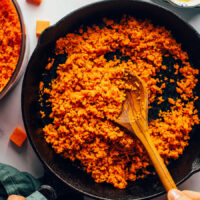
[{"xmin": 167, "ymin": 0, "xmax": 200, "ymax": 7}]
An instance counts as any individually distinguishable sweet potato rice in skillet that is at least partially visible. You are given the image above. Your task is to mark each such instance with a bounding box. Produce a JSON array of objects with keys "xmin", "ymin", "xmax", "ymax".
[{"xmin": 39, "ymin": 15, "xmax": 200, "ymax": 189}]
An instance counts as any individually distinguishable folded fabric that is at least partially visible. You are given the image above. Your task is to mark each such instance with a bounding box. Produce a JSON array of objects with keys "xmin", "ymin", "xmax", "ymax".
[{"xmin": 0, "ymin": 163, "xmax": 41, "ymax": 200}]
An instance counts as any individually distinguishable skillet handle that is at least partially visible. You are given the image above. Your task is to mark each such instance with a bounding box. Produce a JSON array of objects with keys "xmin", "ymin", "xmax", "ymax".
[
  {"xmin": 26, "ymin": 185, "xmax": 57, "ymax": 200},
  {"xmin": 40, "ymin": 169, "xmax": 84, "ymax": 200},
  {"xmin": 191, "ymin": 157, "xmax": 200, "ymax": 174},
  {"xmin": 38, "ymin": 185, "xmax": 57, "ymax": 200}
]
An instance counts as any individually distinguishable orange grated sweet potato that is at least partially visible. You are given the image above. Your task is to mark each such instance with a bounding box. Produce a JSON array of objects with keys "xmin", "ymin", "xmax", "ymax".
[
  {"xmin": 39, "ymin": 15, "xmax": 200, "ymax": 189},
  {"xmin": 0, "ymin": 0, "xmax": 21, "ymax": 93}
]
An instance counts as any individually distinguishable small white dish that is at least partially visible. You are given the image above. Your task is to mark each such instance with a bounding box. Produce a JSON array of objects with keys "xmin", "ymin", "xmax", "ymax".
[{"xmin": 167, "ymin": 0, "xmax": 200, "ymax": 7}]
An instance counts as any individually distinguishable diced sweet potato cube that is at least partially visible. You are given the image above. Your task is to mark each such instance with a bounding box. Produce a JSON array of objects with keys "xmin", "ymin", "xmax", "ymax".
[
  {"xmin": 36, "ymin": 20, "xmax": 50, "ymax": 37},
  {"xmin": 26, "ymin": 0, "xmax": 42, "ymax": 5},
  {"xmin": 10, "ymin": 127, "xmax": 27, "ymax": 147}
]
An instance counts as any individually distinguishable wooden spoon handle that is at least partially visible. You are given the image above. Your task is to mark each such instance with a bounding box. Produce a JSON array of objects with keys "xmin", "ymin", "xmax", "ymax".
[{"xmin": 141, "ymin": 134, "xmax": 177, "ymax": 192}]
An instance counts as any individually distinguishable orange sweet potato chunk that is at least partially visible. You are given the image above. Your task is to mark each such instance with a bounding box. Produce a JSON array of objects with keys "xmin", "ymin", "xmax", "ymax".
[
  {"xmin": 26, "ymin": 0, "xmax": 42, "ymax": 5},
  {"xmin": 36, "ymin": 20, "xmax": 50, "ymax": 37},
  {"xmin": 10, "ymin": 127, "xmax": 27, "ymax": 147}
]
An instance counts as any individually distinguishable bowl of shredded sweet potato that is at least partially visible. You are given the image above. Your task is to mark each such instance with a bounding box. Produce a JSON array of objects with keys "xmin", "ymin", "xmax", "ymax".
[
  {"xmin": 22, "ymin": 1, "xmax": 200, "ymax": 199},
  {"xmin": 0, "ymin": 0, "xmax": 27, "ymax": 99}
]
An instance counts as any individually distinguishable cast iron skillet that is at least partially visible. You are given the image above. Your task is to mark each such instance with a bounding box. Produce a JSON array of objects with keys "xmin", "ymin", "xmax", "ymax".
[{"xmin": 22, "ymin": 1, "xmax": 200, "ymax": 199}]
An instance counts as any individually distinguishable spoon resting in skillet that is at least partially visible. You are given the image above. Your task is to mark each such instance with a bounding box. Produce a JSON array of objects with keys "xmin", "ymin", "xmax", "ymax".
[{"xmin": 114, "ymin": 71, "xmax": 177, "ymax": 192}]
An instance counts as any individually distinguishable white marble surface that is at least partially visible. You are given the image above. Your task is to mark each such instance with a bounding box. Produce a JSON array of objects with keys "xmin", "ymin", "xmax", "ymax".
[{"xmin": 0, "ymin": 0, "xmax": 200, "ymax": 199}]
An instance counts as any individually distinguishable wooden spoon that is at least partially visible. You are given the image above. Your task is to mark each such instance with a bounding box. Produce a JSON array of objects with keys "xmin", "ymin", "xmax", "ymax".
[{"xmin": 114, "ymin": 72, "xmax": 177, "ymax": 192}]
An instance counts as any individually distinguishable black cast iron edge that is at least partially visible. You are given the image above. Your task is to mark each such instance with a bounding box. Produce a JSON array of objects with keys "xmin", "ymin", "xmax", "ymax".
[{"xmin": 21, "ymin": 0, "xmax": 200, "ymax": 200}]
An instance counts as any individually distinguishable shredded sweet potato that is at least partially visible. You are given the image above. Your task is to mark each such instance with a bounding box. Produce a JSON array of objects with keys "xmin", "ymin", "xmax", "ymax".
[
  {"xmin": 0, "ymin": 0, "xmax": 21, "ymax": 92},
  {"xmin": 40, "ymin": 15, "xmax": 199, "ymax": 189}
]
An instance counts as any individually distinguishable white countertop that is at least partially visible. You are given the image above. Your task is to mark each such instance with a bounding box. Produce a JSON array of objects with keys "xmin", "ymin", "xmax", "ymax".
[{"xmin": 0, "ymin": 0, "xmax": 200, "ymax": 199}]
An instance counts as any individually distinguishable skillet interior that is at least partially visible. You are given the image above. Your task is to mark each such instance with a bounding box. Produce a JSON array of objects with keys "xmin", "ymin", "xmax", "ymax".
[{"xmin": 22, "ymin": 1, "xmax": 200, "ymax": 199}]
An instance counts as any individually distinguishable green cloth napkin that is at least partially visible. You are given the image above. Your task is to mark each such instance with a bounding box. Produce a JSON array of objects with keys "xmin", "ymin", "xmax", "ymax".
[{"xmin": 0, "ymin": 163, "xmax": 41, "ymax": 200}]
